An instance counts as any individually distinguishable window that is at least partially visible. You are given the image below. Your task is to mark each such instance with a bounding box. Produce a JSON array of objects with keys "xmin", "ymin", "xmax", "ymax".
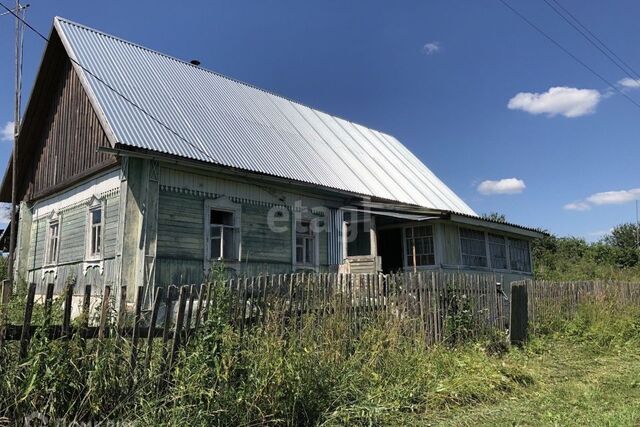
[
  {"xmin": 45, "ymin": 220, "xmax": 59, "ymax": 265},
  {"xmin": 209, "ymin": 209, "xmax": 238, "ymax": 261},
  {"xmin": 296, "ymin": 220, "xmax": 316, "ymax": 265},
  {"xmin": 460, "ymin": 228, "xmax": 487, "ymax": 267},
  {"xmin": 87, "ymin": 206, "xmax": 103, "ymax": 259},
  {"xmin": 488, "ymin": 234, "xmax": 507, "ymax": 269},
  {"xmin": 509, "ymin": 238, "xmax": 531, "ymax": 272},
  {"xmin": 405, "ymin": 225, "xmax": 435, "ymax": 267}
]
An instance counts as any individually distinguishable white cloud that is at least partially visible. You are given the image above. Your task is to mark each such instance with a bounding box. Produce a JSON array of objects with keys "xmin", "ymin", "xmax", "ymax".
[
  {"xmin": 507, "ymin": 86, "xmax": 601, "ymax": 118},
  {"xmin": 422, "ymin": 41, "xmax": 441, "ymax": 55},
  {"xmin": 1, "ymin": 121, "xmax": 14, "ymax": 142},
  {"xmin": 563, "ymin": 202, "xmax": 591, "ymax": 211},
  {"xmin": 586, "ymin": 188, "xmax": 640, "ymax": 205},
  {"xmin": 0, "ymin": 203, "xmax": 10, "ymax": 224},
  {"xmin": 564, "ymin": 188, "xmax": 640, "ymax": 212},
  {"xmin": 477, "ymin": 178, "xmax": 526, "ymax": 195},
  {"xmin": 619, "ymin": 77, "xmax": 640, "ymax": 89}
]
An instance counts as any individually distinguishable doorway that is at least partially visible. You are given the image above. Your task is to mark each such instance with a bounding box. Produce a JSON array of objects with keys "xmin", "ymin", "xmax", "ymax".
[{"xmin": 377, "ymin": 228, "xmax": 404, "ymax": 273}]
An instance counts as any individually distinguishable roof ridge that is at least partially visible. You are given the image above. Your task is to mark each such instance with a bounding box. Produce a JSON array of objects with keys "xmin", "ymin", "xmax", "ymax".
[{"xmin": 53, "ymin": 16, "xmax": 395, "ymax": 140}]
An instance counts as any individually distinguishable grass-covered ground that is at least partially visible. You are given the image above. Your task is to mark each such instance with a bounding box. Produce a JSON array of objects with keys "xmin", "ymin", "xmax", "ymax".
[
  {"xmin": 420, "ymin": 337, "xmax": 640, "ymax": 426},
  {"xmin": 1, "ymin": 285, "xmax": 639, "ymax": 426}
]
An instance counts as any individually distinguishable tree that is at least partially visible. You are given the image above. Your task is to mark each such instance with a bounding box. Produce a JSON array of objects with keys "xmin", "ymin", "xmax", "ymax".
[
  {"xmin": 481, "ymin": 212, "xmax": 506, "ymax": 223},
  {"xmin": 602, "ymin": 223, "xmax": 639, "ymax": 268}
]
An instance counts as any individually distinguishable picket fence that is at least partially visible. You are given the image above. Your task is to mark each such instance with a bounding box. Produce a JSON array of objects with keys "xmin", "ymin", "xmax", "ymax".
[
  {"xmin": 0, "ymin": 272, "xmax": 508, "ymax": 364},
  {"xmin": 519, "ymin": 280, "xmax": 640, "ymax": 335}
]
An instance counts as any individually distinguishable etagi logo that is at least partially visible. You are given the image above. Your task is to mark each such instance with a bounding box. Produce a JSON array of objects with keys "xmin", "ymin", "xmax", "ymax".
[
  {"xmin": 23, "ymin": 411, "xmax": 132, "ymax": 426},
  {"xmin": 266, "ymin": 201, "xmax": 371, "ymax": 243}
]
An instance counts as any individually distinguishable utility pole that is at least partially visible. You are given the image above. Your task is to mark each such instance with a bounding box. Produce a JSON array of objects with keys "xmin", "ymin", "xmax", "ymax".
[
  {"xmin": 636, "ymin": 200, "xmax": 640, "ymax": 252},
  {"xmin": 8, "ymin": 0, "xmax": 24, "ymax": 286}
]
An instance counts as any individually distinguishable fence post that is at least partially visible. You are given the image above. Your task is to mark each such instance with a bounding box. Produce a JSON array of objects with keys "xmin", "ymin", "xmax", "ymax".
[
  {"xmin": 19, "ymin": 283, "xmax": 37, "ymax": 358},
  {"xmin": 129, "ymin": 285, "xmax": 144, "ymax": 387},
  {"xmin": 62, "ymin": 281, "xmax": 75, "ymax": 340},
  {"xmin": 43, "ymin": 282, "xmax": 55, "ymax": 331},
  {"xmin": 0, "ymin": 279, "xmax": 10, "ymax": 352},
  {"xmin": 510, "ymin": 282, "xmax": 528, "ymax": 346},
  {"xmin": 169, "ymin": 286, "xmax": 188, "ymax": 372},
  {"xmin": 81, "ymin": 285, "xmax": 92, "ymax": 340},
  {"xmin": 98, "ymin": 285, "xmax": 111, "ymax": 339},
  {"xmin": 144, "ymin": 287, "xmax": 163, "ymax": 372},
  {"xmin": 118, "ymin": 285, "xmax": 127, "ymax": 336}
]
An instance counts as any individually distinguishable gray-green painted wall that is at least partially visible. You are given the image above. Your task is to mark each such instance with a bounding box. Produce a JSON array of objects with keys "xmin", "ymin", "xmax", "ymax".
[
  {"xmin": 155, "ymin": 190, "xmax": 330, "ymax": 285},
  {"xmin": 26, "ymin": 193, "xmax": 120, "ymax": 290}
]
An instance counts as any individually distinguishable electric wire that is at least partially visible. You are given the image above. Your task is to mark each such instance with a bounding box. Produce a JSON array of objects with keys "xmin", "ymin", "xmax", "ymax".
[{"xmin": 497, "ymin": 0, "xmax": 640, "ymax": 110}]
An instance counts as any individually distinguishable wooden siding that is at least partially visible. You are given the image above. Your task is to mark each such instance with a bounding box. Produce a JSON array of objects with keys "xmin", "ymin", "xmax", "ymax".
[
  {"xmin": 27, "ymin": 193, "xmax": 119, "ymax": 273},
  {"xmin": 440, "ymin": 223, "xmax": 461, "ymax": 265},
  {"xmin": 155, "ymin": 189, "xmax": 331, "ymax": 284},
  {"xmin": 157, "ymin": 191, "xmax": 204, "ymax": 260},
  {"xmin": 31, "ymin": 258, "xmax": 120, "ymax": 292},
  {"xmin": 58, "ymin": 209, "xmax": 85, "ymax": 263},
  {"xmin": 1, "ymin": 31, "xmax": 116, "ymax": 202},
  {"xmin": 242, "ymin": 204, "xmax": 291, "ymax": 265},
  {"xmin": 28, "ymin": 219, "xmax": 46, "ymax": 270}
]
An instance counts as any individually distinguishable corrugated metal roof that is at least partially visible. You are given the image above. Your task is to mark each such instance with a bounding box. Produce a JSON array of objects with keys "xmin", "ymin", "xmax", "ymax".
[{"xmin": 53, "ymin": 17, "xmax": 477, "ymax": 216}]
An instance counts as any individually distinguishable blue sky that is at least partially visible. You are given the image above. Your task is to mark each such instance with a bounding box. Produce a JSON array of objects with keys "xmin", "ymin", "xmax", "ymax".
[{"xmin": 0, "ymin": 0, "xmax": 639, "ymax": 240}]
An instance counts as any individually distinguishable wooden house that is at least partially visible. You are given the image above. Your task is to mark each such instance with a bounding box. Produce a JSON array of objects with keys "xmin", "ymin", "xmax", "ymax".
[{"xmin": 1, "ymin": 18, "xmax": 543, "ymax": 303}]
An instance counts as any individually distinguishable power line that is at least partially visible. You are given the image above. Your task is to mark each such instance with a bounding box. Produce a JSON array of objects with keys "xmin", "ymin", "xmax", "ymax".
[
  {"xmin": 546, "ymin": 0, "xmax": 640, "ymax": 81},
  {"xmin": 0, "ymin": 2, "xmax": 219, "ymax": 165},
  {"xmin": 542, "ymin": 0, "xmax": 640, "ymax": 82},
  {"xmin": 497, "ymin": 0, "xmax": 640, "ymax": 111},
  {"xmin": 0, "ymin": 2, "xmax": 44, "ymax": 40}
]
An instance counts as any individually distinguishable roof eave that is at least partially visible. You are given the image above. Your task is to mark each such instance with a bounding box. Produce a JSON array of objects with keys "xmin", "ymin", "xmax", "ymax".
[{"xmin": 447, "ymin": 212, "xmax": 546, "ymax": 238}]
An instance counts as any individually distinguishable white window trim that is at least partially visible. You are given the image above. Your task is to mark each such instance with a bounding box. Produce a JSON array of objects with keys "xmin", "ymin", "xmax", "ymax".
[
  {"xmin": 82, "ymin": 197, "xmax": 106, "ymax": 276},
  {"xmin": 43, "ymin": 211, "xmax": 61, "ymax": 267},
  {"xmin": 292, "ymin": 212, "xmax": 321, "ymax": 270},
  {"xmin": 293, "ymin": 218, "xmax": 320, "ymax": 269},
  {"xmin": 85, "ymin": 199, "xmax": 105, "ymax": 261},
  {"xmin": 204, "ymin": 198, "xmax": 242, "ymax": 270},
  {"xmin": 402, "ymin": 224, "xmax": 437, "ymax": 269}
]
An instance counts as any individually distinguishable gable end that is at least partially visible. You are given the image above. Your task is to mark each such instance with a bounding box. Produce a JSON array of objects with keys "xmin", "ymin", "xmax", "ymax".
[{"xmin": 0, "ymin": 29, "xmax": 117, "ymax": 203}]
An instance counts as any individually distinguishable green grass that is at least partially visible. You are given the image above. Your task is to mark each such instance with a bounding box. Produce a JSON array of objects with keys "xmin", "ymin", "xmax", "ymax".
[
  {"xmin": 418, "ymin": 338, "xmax": 640, "ymax": 426},
  {"xmin": 1, "ymin": 287, "xmax": 639, "ymax": 426}
]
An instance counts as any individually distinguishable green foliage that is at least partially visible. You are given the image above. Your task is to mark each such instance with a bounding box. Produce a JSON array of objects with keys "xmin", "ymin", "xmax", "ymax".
[
  {"xmin": 1, "ymin": 276, "xmax": 639, "ymax": 425},
  {"xmin": 532, "ymin": 225, "xmax": 640, "ymax": 281},
  {"xmin": 481, "ymin": 212, "xmax": 506, "ymax": 223}
]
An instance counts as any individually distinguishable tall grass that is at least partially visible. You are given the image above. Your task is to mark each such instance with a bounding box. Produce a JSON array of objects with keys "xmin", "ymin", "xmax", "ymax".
[{"xmin": 1, "ymin": 282, "xmax": 639, "ymax": 426}]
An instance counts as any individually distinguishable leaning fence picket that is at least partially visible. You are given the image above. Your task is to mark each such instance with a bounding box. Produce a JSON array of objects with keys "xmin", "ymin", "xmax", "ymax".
[
  {"xmin": 19, "ymin": 283, "xmax": 36, "ymax": 358},
  {"xmin": 97, "ymin": 285, "xmax": 111, "ymax": 339},
  {"xmin": 145, "ymin": 287, "xmax": 163, "ymax": 371}
]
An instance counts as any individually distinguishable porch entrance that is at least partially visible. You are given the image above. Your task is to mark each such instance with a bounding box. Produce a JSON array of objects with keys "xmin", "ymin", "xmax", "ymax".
[{"xmin": 378, "ymin": 228, "xmax": 404, "ymax": 273}]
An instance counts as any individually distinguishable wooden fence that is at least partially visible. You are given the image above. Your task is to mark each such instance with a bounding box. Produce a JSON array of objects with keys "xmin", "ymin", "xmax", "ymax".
[
  {"xmin": 0, "ymin": 272, "xmax": 507, "ymax": 361},
  {"xmin": 516, "ymin": 280, "xmax": 640, "ymax": 336}
]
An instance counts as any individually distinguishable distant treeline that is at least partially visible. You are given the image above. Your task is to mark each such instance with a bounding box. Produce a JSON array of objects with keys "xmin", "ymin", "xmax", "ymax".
[{"xmin": 532, "ymin": 223, "xmax": 640, "ymax": 281}]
